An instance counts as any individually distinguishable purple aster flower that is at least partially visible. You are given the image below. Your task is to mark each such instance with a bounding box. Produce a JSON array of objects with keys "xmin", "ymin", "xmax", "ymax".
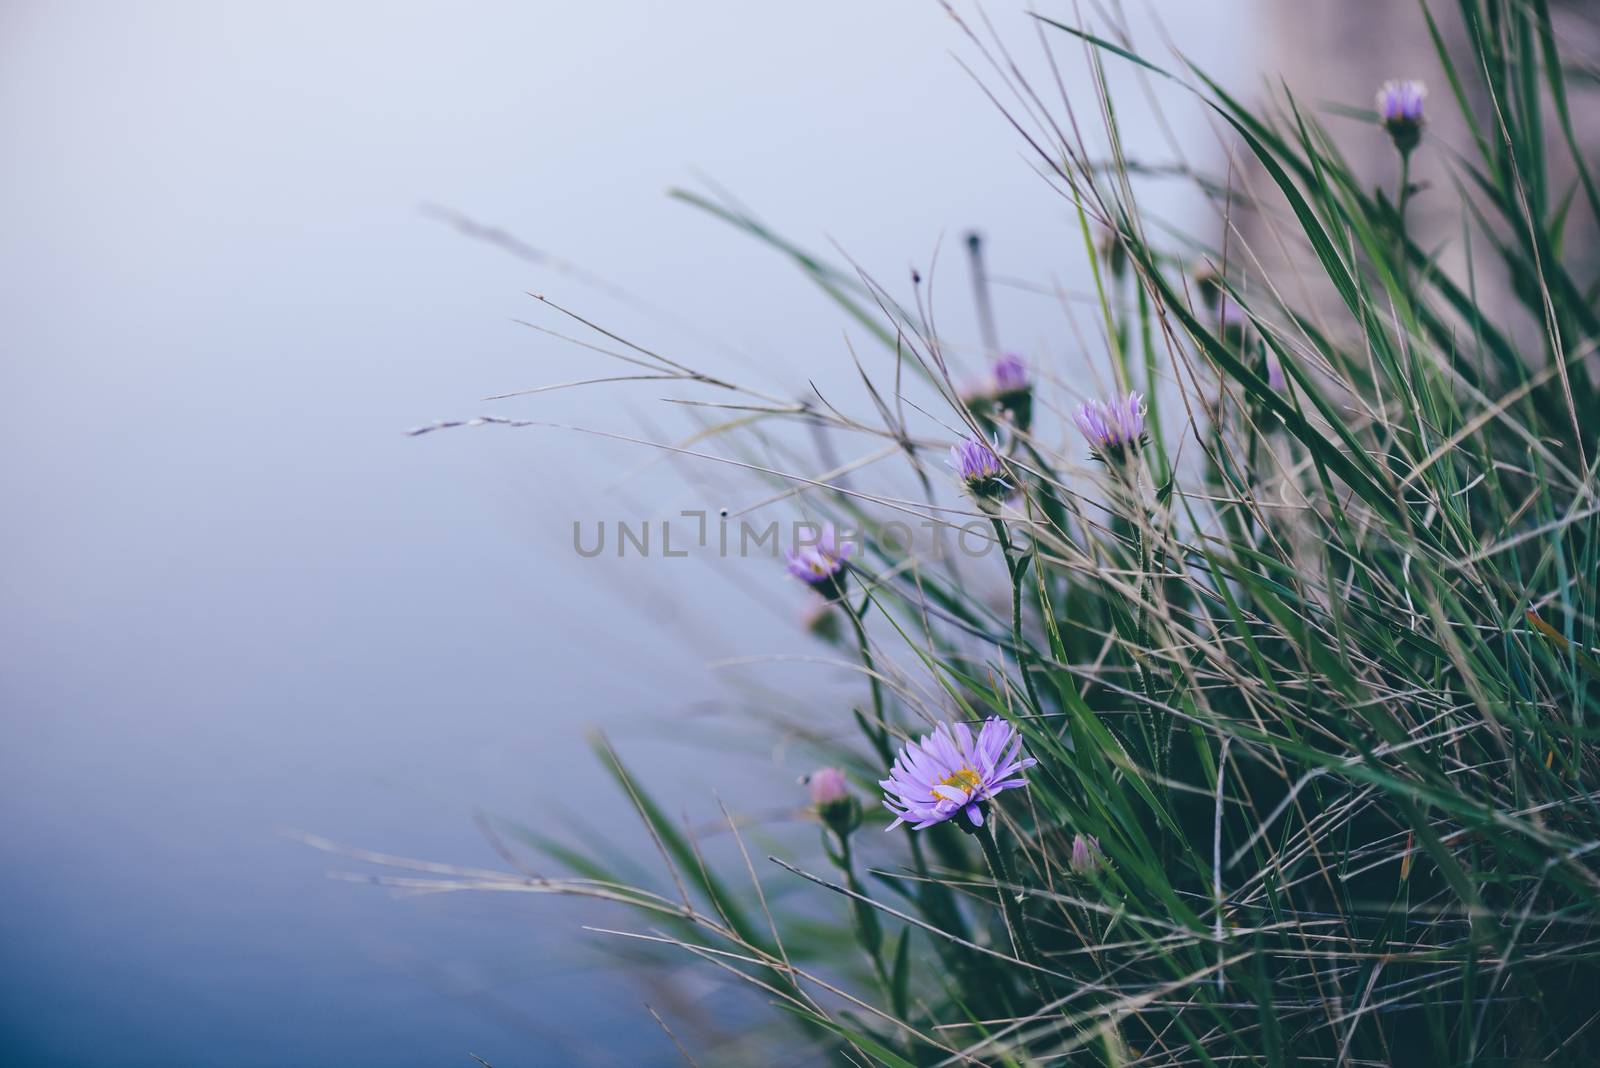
[
  {"xmin": 880, "ymin": 717, "xmax": 1036, "ymax": 831},
  {"xmin": 992, "ymin": 352, "xmax": 1029, "ymax": 394},
  {"xmin": 989, "ymin": 352, "xmax": 1034, "ymax": 431},
  {"xmin": 785, "ymin": 522, "xmax": 852, "ymax": 599},
  {"xmin": 1265, "ymin": 349, "xmax": 1286, "ymax": 393},
  {"xmin": 1377, "ymin": 79, "xmax": 1426, "ymax": 124},
  {"xmin": 1072, "ymin": 390, "xmax": 1147, "ymax": 461},
  {"xmin": 1376, "ymin": 79, "xmax": 1426, "ymax": 152},
  {"xmin": 808, "ymin": 766, "xmax": 849, "ymax": 807},
  {"xmin": 948, "ymin": 436, "xmax": 1011, "ymax": 501},
  {"xmin": 1215, "ymin": 301, "xmax": 1250, "ymax": 353}
]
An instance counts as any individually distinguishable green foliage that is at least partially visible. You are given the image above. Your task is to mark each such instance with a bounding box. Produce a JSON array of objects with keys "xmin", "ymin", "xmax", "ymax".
[{"xmin": 414, "ymin": 2, "xmax": 1600, "ymax": 1063}]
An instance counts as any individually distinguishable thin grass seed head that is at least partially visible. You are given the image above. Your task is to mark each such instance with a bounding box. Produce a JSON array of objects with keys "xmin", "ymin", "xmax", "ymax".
[
  {"xmin": 880, "ymin": 717, "xmax": 1036, "ymax": 832},
  {"xmin": 1072, "ymin": 390, "xmax": 1147, "ymax": 463},
  {"xmin": 1377, "ymin": 78, "xmax": 1426, "ymax": 153}
]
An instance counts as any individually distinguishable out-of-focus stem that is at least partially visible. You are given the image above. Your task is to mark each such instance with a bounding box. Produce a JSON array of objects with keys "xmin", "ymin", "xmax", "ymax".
[
  {"xmin": 1397, "ymin": 148, "xmax": 1413, "ymax": 298},
  {"xmin": 844, "ymin": 599, "xmax": 892, "ymax": 766},
  {"xmin": 834, "ymin": 833, "xmax": 890, "ymax": 991},
  {"xmin": 991, "ymin": 516, "xmax": 1044, "ymax": 713},
  {"xmin": 976, "ymin": 822, "xmax": 1051, "ymax": 1008}
]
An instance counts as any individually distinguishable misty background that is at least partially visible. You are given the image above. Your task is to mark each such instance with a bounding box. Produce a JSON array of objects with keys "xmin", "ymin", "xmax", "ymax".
[{"xmin": 1, "ymin": 2, "xmax": 1250, "ymax": 1064}]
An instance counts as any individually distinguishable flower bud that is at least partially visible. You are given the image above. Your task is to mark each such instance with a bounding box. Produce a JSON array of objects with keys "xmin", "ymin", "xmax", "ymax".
[
  {"xmin": 991, "ymin": 352, "xmax": 1033, "ymax": 433},
  {"xmin": 785, "ymin": 523, "xmax": 852, "ymax": 602},
  {"xmin": 809, "ymin": 766, "xmax": 849, "ymax": 807},
  {"xmin": 1069, "ymin": 833, "xmax": 1104, "ymax": 875},
  {"xmin": 809, "ymin": 767, "xmax": 862, "ymax": 837},
  {"xmin": 948, "ymin": 437, "xmax": 1012, "ymax": 503},
  {"xmin": 1376, "ymin": 79, "xmax": 1426, "ymax": 154},
  {"xmin": 1072, "ymin": 391, "xmax": 1147, "ymax": 465}
]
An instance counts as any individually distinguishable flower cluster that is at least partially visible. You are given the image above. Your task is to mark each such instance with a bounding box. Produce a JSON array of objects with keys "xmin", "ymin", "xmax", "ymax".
[
  {"xmin": 881, "ymin": 717, "xmax": 1035, "ymax": 831},
  {"xmin": 1376, "ymin": 79, "xmax": 1426, "ymax": 153},
  {"xmin": 1072, "ymin": 390, "xmax": 1147, "ymax": 462},
  {"xmin": 948, "ymin": 436, "xmax": 1011, "ymax": 503},
  {"xmin": 785, "ymin": 523, "xmax": 852, "ymax": 601}
]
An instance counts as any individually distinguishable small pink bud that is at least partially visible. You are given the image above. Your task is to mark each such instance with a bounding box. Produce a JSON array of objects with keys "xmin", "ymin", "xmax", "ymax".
[
  {"xmin": 808, "ymin": 767, "xmax": 850, "ymax": 808},
  {"xmin": 1070, "ymin": 833, "xmax": 1103, "ymax": 875}
]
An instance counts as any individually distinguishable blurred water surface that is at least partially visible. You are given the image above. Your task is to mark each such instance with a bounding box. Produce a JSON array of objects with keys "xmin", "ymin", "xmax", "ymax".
[{"xmin": 0, "ymin": 2, "xmax": 1247, "ymax": 1064}]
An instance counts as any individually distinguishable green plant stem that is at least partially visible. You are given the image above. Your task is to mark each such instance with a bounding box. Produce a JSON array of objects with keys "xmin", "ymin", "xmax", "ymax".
[
  {"xmin": 975, "ymin": 822, "xmax": 1052, "ymax": 1009},
  {"xmin": 844, "ymin": 599, "xmax": 893, "ymax": 766},
  {"xmin": 991, "ymin": 516, "xmax": 1045, "ymax": 713},
  {"xmin": 834, "ymin": 832, "xmax": 890, "ymax": 991},
  {"xmin": 1020, "ymin": 438, "xmax": 1073, "ymax": 550},
  {"xmin": 1117, "ymin": 466, "xmax": 1166, "ymax": 783},
  {"xmin": 1398, "ymin": 150, "xmax": 1413, "ymax": 232},
  {"xmin": 1397, "ymin": 147, "xmax": 1413, "ymax": 298}
]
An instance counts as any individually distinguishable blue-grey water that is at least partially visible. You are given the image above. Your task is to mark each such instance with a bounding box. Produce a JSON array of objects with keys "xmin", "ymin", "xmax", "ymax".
[{"xmin": 0, "ymin": 2, "xmax": 1248, "ymax": 1064}]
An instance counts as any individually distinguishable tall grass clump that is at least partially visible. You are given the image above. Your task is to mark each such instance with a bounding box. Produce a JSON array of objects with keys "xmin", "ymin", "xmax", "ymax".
[{"xmin": 351, "ymin": 2, "xmax": 1600, "ymax": 1063}]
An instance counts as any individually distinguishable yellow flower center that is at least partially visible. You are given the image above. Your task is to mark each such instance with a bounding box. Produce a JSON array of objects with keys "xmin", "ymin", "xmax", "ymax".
[{"xmin": 938, "ymin": 767, "xmax": 982, "ymax": 794}]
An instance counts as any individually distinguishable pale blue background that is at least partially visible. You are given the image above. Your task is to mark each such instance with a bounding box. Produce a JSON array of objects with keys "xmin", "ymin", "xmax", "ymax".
[{"xmin": 0, "ymin": 2, "xmax": 1249, "ymax": 1063}]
